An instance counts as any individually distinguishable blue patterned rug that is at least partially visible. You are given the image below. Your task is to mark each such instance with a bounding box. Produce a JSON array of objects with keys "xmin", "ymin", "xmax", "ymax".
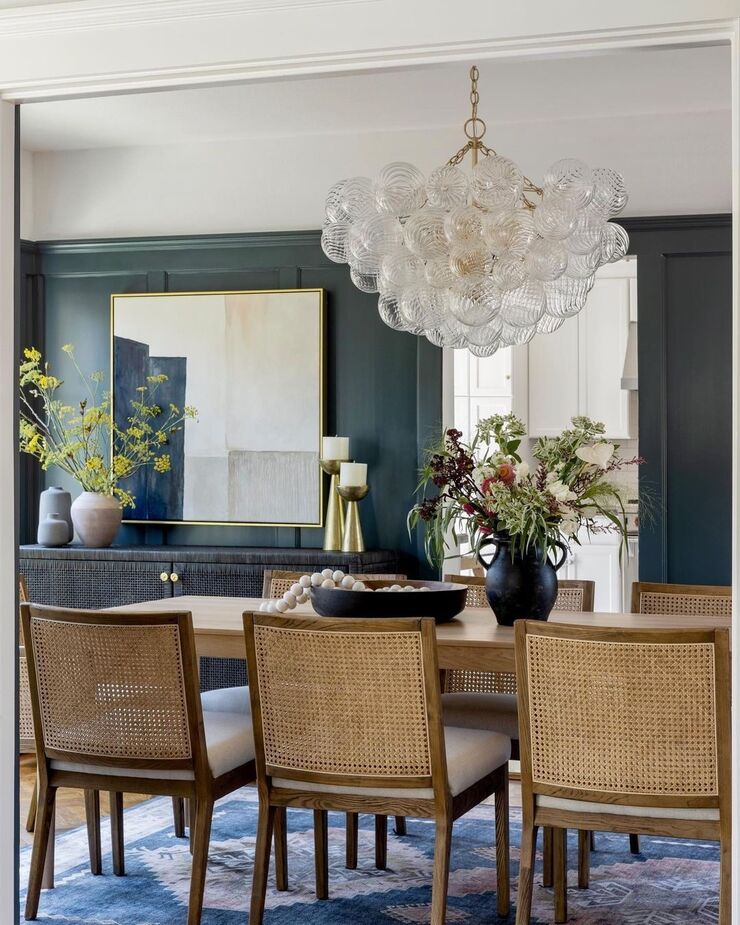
[{"xmin": 20, "ymin": 788, "xmax": 720, "ymax": 924}]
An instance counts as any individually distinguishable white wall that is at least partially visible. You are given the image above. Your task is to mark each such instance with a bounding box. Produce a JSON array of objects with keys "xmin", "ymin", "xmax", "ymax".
[{"xmin": 25, "ymin": 108, "xmax": 730, "ymax": 240}]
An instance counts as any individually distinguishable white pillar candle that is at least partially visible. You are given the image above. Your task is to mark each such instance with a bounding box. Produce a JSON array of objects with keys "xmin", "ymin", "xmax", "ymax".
[
  {"xmin": 340, "ymin": 462, "xmax": 367, "ymax": 487},
  {"xmin": 322, "ymin": 436, "xmax": 350, "ymax": 460}
]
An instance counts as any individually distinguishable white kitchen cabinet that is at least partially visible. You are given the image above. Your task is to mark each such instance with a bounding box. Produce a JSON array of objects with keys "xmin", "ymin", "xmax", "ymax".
[
  {"xmin": 563, "ymin": 527, "xmax": 623, "ymax": 612},
  {"xmin": 528, "ymin": 257, "xmax": 637, "ymax": 439}
]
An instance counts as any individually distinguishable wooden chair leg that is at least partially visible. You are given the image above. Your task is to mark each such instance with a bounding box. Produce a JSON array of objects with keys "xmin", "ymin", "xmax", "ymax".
[
  {"xmin": 345, "ymin": 812, "xmax": 358, "ymax": 869},
  {"xmin": 172, "ymin": 797, "xmax": 186, "ymax": 838},
  {"xmin": 554, "ymin": 827, "xmax": 567, "ymax": 924},
  {"xmin": 274, "ymin": 806, "xmax": 288, "ymax": 891},
  {"xmin": 719, "ymin": 833, "xmax": 731, "ymax": 925},
  {"xmin": 314, "ymin": 809, "xmax": 329, "ymax": 900},
  {"xmin": 515, "ymin": 822, "xmax": 538, "ymax": 925},
  {"xmin": 577, "ymin": 829, "xmax": 590, "ymax": 889},
  {"xmin": 41, "ymin": 802, "xmax": 55, "ymax": 890},
  {"xmin": 590, "ymin": 830, "xmax": 596, "ymax": 851},
  {"xmin": 84, "ymin": 790, "xmax": 102, "ymax": 875},
  {"xmin": 430, "ymin": 814, "xmax": 453, "ymax": 925},
  {"xmin": 25, "ymin": 783, "xmax": 56, "ymax": 921},
  {"xmin": 109, "ymin": 792, "xmax": 125, "ymax": 876},
  {"xmin": 542, "ymin": 826, "xmax": 553, "ymax": 887},
  {"xmin": 375, "ymin": 814, "xmax": 388, "ymax": 870},
  {"xmin": 250, "ymin": 802, "xmax": 275, "ymax": 925},
  {"xmin": 187, "ymin": 797, "xmax": 214, "ymax": 925},
  {"xmin": 629, "ymin": 833, "xmax": 640, "ymax": 854},
  {"xmin": 394, "ymin": 816, "xmax": 407, "ymax": 836},
  {"xmin": 494, "ymin": 770, "xmax": 510, "ymax": 918},
  {"xmin": 26, "ymin": 776, "xmax": 38, "ymax": 833}
]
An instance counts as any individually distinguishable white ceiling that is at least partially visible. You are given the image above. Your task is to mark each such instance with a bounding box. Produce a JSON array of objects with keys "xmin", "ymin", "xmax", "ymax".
[{"xmin": 21, "ymin": 45, "xmax": 730, "ymax": 152}]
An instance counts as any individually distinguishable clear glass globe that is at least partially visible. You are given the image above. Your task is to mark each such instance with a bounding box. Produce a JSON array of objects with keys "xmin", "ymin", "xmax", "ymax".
[
  {"xmin": 400, "ymin": 285, "xmax": 447, "ymax": 332},
  {"xmin": 325, "ymin": 180, "xmax": 351, "ymax": 223},
  {"xmin": 380, "ymin": 252, "xmax": 425, "ymax": 290},
  {"xmin": 507, "ymin": 210, "xmax": 537, "ymax": 258},
  {"xmin": 427, "ymin": 317, "xmax": 469, "ymax": 349},
  {"xmin": 564, "ymin": 248, "xmax": 602, "ymax": 280},
  {"xmin": 469, "ymin": 341, "xmax": 501, "ymax": 358},
  {"xmin": 360, "ymin": 214, "xmax": 405, "ymax": 259},
  {"xmin": 532, "ymin": 197, "xmax": 577, "ymax": 240},
  {"xmin": 524, "ymin": 238, "xmax": 568, "ymax": 281},
  {"xmin": 501, "ymin": 279, "xmax": 546, "ymax": 327},
  {"xmin": 568, "ymin": 206, "xmax": 605, "ymax": 255},
  {"xmin": 591, "ymin": 167, "xmax": 628, "ymax": 217},
  {"xmin": 600, "ymin": 222, "xmax": 630, "ymax": 263},
  {"xmin": 536, "ymin": 313, "xmax": 566, "ymax": 334},
  {"xmin": 444, "ymin": 205, "xmax": 485, "ymax": 245},
  {"xmin": 449, "ymin": 278, "xmax": 501, "ymax": 327},
  {"xmin": 339, "ymin": 176, "xmax": 375, "ymax": 221},
  {"xmin": 463, "ymin": 314, "xmax": 502, "ymax": 347},
  {"xmin": 347, "ymin": 225, "xmax": 380, "ymax": 272},
  {"xmin": 449, "ymin": 244, "xmax": 491, "ymax": 278},
  {"xmin": 426, "ymin": 164, "xmax": 469, "ymax": 209},
  {"xmin": 350, "ymin": 266, "xmax": 379, "ymax": 293},
  {"xmin": 377, "ymin": 293, "xmax": 408, "ymax": 331},
  {"xmin": 500, "ymin": 320, "xmax": 536, "ymax": 346},
  {"xmin": 472, "ymin": 155, "xmax": 523, "ymax": 211},
  {"xmin": 403, "ymin": 207, "xmax": 448, "ymax": 259},
  {"xmin": 491, "ymin": 255, "xmax": 526, "ymax": 291},
  {"xmin": 321, "ymin": 222, "xmax": 350, "ymax": 263},
  {"xmin": 424, "ymin": 257, "xmax": 457, "ymax": 289},
  {"xmin": 543, "ymin": 158, "xmax": 594, "ymax": 209},
  {"xmin": 482, "ymin": 209, "xmax": 517, "ymax": 256},
  {"xmin": 374, "ymin": 161, "xmax": 426, "ymax": 216},
  {"xmin": 544, "ymin": 275, "xmax": 594, "ymax": 317}
]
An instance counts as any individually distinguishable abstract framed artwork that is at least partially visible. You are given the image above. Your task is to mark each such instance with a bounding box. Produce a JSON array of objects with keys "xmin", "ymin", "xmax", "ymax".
[{"xmin": 111, "ymin": 289, "xmax": 324, "ymax": 527}]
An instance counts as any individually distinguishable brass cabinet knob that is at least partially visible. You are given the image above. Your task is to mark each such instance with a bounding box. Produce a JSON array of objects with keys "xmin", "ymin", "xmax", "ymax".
[
  {"xmin": 170, "ymin": 572, "xmax": 179, "ymax": 583},
  {"xmin": 160, "ymin": 571, "xmax": 169, "ymax": 582}
]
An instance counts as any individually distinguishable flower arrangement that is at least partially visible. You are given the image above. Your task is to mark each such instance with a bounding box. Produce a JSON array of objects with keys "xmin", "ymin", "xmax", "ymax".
[
  {"xmin": 409, "ymin": 413, "xmax": 641, "ymax": 565},
  {"xmin": 19, "ymin": 345, "xmax": 197, "ymax": 508}
]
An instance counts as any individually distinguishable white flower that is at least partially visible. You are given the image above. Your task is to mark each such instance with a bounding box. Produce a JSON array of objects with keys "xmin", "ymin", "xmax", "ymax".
[
  {"xmin": 560, "ymin": 516, "xmax": 579, "ymax": 537},
  {"xmin": 545, "ymin": 470, "xmax": 559, "ymax": 485},
  {"xmin": 575, "ymin": 442, "xmax": 614, "ymax": 469},
  {"xmin": 547, "ymin": 479, "xmax": 577, "ymax": 503},
  {"xmin": 514, "ymin": 461, "xmax": 530, "ymax": 483}
]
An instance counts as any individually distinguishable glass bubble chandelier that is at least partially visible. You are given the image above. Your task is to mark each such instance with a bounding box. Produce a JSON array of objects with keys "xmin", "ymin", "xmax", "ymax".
[{"xmin": 320, "ymin": 66, "xmax": 630, "ymax": 356}]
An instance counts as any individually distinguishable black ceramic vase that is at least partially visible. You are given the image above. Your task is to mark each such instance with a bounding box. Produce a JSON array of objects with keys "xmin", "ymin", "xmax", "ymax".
[{"xmin": 477, "ymin": 531, "xmax": 568, "ymax": 626}]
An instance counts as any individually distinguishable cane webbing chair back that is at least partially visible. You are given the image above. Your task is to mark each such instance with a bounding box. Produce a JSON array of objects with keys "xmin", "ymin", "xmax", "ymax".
[
  {"xmin": 21, "ymin": 604, "xmax": 204, "ymax": 773},
  {"xmin": 262, "ymin": 570, "xmax": 406, "ymax": 599},
  {"xmin": 244, "ymin": 613, "xmax": 442, "ymax": 789},
  {"xmin": 516, "ymin": 621, "xmax": 728, "ymax": 805},
  {"xmin": 18, "ymin": 577, "xmax": 35, "ymax": 752},
  {"xmin": 442, "ymin": 577, "xmax": 594, "ymax": 697},
  {"xmin": 632, "ymin": 582, "xmax": 732, "ymax": 618}
]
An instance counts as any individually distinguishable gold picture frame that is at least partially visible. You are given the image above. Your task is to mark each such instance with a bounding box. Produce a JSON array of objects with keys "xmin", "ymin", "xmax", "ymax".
[{"xmin": 111, "ymin": 288, "xmax": 325, "ymax": 528}]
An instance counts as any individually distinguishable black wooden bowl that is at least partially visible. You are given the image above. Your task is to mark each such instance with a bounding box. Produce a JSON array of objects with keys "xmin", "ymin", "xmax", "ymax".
[{"xmin": 309, "ymin": 579, "xmax": 467, "ymax": 624}]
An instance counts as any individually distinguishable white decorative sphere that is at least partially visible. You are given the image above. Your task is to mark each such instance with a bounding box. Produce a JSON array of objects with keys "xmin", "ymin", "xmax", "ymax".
[
  {"xmin": 352, "ymin": 581, "xmax": 366, "ymax": 591},
  {"xmin": 341, "ymin": 575, "xmax": 356, "ymax": 589},
  {"xmin": 332, "ymin": 570, "xmax": 345, "ymax": 582},
  {"xmin": 321, "ymin": 568, "xmax": 334, "ymax": 579},
  {"xmin": 290, "ymin": 583, "xmax": 303, "ymax": 596},
  {"xmin": 284, "ymin": 592, "xmax": 297, "ymax": 607},
  {"xmin": 321, "ymin": 578, "xmax": 335, "ymax": 588},
  {"xmin": 259, "ymin": 601, "xmax": 270, "ymax": 612},
  {"xmin": 311, "ymin": 573, "xmax": 324, "ymax": 587},
  {"xmin": 275, "ymin": 600, "xmax": 289, "ymax": 613},
  {"xmin": 299, "ymin": 575, "xmax": 312, "ymax": 588}
]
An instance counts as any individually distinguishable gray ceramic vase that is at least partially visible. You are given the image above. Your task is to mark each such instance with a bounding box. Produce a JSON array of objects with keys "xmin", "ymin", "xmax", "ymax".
[
  {"xmin": 38, "ymin": 486, "xmax": 73, "ymax": 544},
  {"xmin": 37, "ymin": 513, "xmax": 71, "ymax": 547}
]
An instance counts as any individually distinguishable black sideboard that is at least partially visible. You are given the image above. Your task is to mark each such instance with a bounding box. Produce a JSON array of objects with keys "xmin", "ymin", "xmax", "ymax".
[{"xmin": 19, "ymin": 544, "xmax": 409, "ymax": 689}]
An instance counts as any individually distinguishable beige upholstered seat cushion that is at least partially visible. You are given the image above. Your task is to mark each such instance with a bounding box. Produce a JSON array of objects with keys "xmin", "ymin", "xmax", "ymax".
[
  {"xmin": 442, "ymin": 692, "xmax": 519, "ymax": 740},
  {"xmin": 201, "ymin": 685, "xmax": 250, "ymax": 713},
  {"xmin": 50, "ymin": 710, "xmax": 255, "ymax": 781},
  {"xmin": 537, "ymin": 794, "xmax": 720, "ymax": 822},
  {"xmin": 273, "ymin": 725, "xmax": 510, "ymax": 799}
]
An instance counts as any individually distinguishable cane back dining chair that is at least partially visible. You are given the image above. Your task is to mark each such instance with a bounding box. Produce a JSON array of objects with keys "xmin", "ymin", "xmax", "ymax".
[
  {"xmin": 21, "ymin": 603, "xmax": 262, "ymax": 925},
  {"xmin": 514, "ymin": 620, "xmax": 731, "ymax": 925},
  {"xmin": 243, "ymin": 610, "xmax": 511, "ymax": 925}
]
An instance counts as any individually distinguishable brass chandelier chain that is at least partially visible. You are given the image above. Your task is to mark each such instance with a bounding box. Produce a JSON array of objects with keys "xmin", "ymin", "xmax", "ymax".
[{"xmin": 447, "ymin": 65, "xmax": 543, "ymax": 209}]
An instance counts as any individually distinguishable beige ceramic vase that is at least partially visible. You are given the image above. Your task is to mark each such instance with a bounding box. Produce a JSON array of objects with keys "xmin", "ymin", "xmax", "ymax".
[{"xmin": 70, "ymin": 491, "xmax": 122, "ymax": 547}]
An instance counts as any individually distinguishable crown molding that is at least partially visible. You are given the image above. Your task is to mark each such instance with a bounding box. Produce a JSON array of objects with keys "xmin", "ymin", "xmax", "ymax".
[{"xmin": 0, "ymin": 0, "xmax": 375, "ymax": 36}]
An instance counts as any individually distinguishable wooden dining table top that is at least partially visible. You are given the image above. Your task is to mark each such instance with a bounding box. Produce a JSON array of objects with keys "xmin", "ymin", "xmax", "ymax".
[{"xmin": 109, "ymin": 595, "xmax": 732, "ymax": 673}]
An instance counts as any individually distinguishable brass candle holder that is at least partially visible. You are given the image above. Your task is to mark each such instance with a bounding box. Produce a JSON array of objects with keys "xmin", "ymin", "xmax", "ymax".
[
  {"xmin": 320, "ymin": 458, "xmax": 346, "ymax": 551},
  {"xmin": 337, "ymin": 483, "xmax": 369, "ymax": 553}
]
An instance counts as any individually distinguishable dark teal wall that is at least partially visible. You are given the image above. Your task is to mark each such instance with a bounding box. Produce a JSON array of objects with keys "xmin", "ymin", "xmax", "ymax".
[
  {"xmin": 623, "ymin": 215, "xmax": 732, "ymax": 585},
  {"xmin": 19, "ymin": 232, "xmax": 443, "ymax": 575}
]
